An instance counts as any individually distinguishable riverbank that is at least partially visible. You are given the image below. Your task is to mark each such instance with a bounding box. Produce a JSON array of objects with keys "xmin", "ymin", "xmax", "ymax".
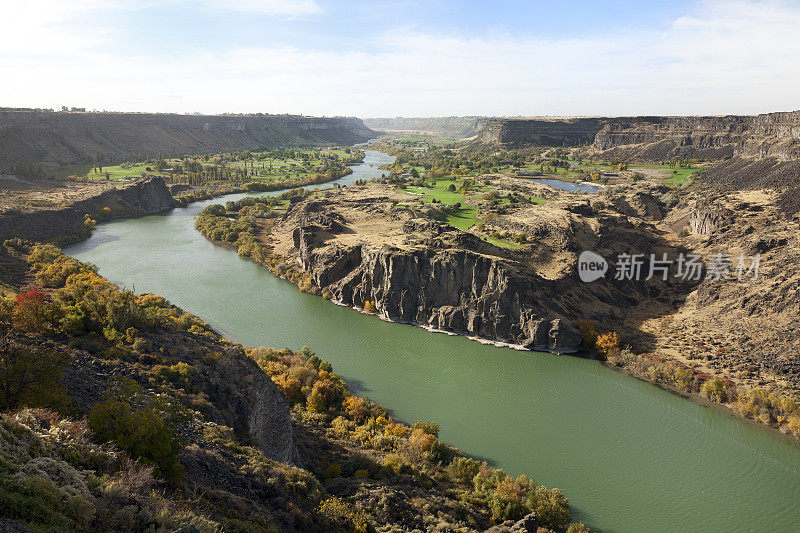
[
  {"xmin": 0, "ymin": 240, "xmax": 578, "ymax": 532},
  {"xmin": 0, "ymin": 153, "xmax": 365, "ymax": 247}
]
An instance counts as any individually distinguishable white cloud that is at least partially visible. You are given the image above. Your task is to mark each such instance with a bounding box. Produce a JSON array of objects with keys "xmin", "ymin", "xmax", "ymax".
[
  {"xmin": 201, "ymin": 0, "xmax": 321, "ymax": 15},
  {"xmin": 1, "ymin": 0, "xmax": 799, "ymax": 116}
]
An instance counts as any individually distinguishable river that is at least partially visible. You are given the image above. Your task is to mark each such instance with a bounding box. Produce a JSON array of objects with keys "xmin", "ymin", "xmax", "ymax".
[{"xmin": 65, "ymin": 150, "xmax": 800, "ymax": 532}]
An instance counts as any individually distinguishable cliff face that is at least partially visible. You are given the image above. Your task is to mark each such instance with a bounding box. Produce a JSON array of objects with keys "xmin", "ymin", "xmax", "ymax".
[
  {"xmin": 0, "ymin": 177, "xmax": 174, "ymax": 242},
  {"xmin": 294, "ymin": 224, "xmax": 583, "ymax": 353},
  {"xmin": 0, "ymin": 110, "xmax": 376, "ymax": 171},
  {"xmin": 476, "ymin": 117, "xmax": 604, "ymax": 148},
  {"xmin": 593, "ymin": 111, "xmax": 800, "ymax": 161},
  {"xmin": 474, "ymin": 111, "xmax": 800, "ymax": 162},
  {"xmin": 63, "ymin": 327, "xmax": 298, "ymax": 464}
]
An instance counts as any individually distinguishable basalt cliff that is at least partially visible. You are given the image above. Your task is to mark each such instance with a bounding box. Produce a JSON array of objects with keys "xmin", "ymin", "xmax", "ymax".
[
  {"xmin": 0, "ymin": 109, "xmax": 376, "ymax": 172},
  {"xmin": 475, "ymin": 110, "xmax": 800, "ymax": 162},
  {"xmin": 0, "ymin": 176, "xmax": 174, "ymax": 243}
]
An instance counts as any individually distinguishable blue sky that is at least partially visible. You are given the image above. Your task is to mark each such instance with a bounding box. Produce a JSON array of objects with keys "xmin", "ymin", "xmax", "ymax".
[{"xmin": 2, "ymin": 0, "xmax": 799, "ymax": 116}]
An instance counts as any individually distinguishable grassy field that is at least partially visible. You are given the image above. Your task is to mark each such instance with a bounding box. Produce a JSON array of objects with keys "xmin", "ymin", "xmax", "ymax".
[
  {"xmin": 85, "ymin": 162, "xmax": 171, "ymax": 180},
  {"xmin": 629, "ymin": 163, "xmax": 700, "ymax": 183},
  {"xmin": 664, "ymin": 166, "xmax": 700, "ymax": 183},
  {"xmin": 405, "ymin": 185, "xmax": 478, "ymax": 229},
  {"xmin": 404, "ymin": 181, "xmax": 532, "ymax": 249}
]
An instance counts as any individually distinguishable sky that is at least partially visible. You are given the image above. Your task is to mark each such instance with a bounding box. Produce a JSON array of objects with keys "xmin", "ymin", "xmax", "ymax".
[{"xmin": 1, "ymin": 0, "xmax": 799, "ymax": 117}]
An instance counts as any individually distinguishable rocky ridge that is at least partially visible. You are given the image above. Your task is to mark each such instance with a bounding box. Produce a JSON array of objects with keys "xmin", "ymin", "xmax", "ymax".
[{"xmin": 0, "ymin": 176, "xmax": 174, "ymax": 242}]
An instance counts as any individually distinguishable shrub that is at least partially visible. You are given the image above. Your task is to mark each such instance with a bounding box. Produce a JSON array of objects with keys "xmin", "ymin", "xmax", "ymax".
[
  {"xmin": 449, "ymin": 456, "xmax": 480, "ymax": 484},
  {"xmin": 306, "ymin": 390, "xmax": 326, "ymax": 413},
  {"xmin": 384, "ymin": 421, "xmax": 410, "ymax": 438},
  {"xmin": 412, "ymin": 420, "xmax": 439, "ymax": 437},
  {"xmin": 156, "ymin": 362, "xmax": 195, "ymax": 393},
  {"xmin": 595, "ymin": 332, "xmax": 621, "ymax": 359},
  {"xmin": 14, "ymin": 287, "xmax": 56, "ymax": 331},
  {"xmin": 487, "ymin": 473, "xmax": 533, "ymax": 521},
  {"xmin": 343, "ymin": 395, "xmax": 370, "ymax": 423},
  {"xmin": 0, "ymin": 341, "xmax": 67, "ymax": 411},
  {"xmin": 380, "ymin": 454, "xmax": 405, "ymax": 477},
  {"xmin": 88, "ymin": 387, "xmax": 183, "ymax": 483},
  {"xmin": 408, "ymin": 428, "xmax": 436, "ymax": 453},
  {"xmin": 527, "ymin": 486, "xmax": 571, "ymax": 531},
  {"xmin": 700, "ymin": 377, "xmax": 734, "ymax": 403},
  {"xmin": 787, "ymin": 416, "xmax": 800, "ymax": 436},
  {"xmin": 322, "ymin": 464, "xmax": 342, "ymax": 479},
  {"xmin": 317, "ymin": 497, "xmax": 369, "ymax": 532},
  {"xmin": 331, "ymin": 416, "xmax": 354, "ymax": 437}
]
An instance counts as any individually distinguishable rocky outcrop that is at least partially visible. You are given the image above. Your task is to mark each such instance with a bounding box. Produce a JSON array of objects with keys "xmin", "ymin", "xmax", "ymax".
[
  {"xmin": 701, "ymin": 157, "xmax": 800, "ymax": 217},
  {"xmin": 486, "ymin": 512, "xmax": 540, "ymax": 532},
  {"xmin": 213, "ymin": 349, "xmax": 298, "ymax": 463},
  {"xmin": 0, "ymin": 109, "xmax": 376, "ymax": 171},
  {"xmin": 0, "ymin": 177, "xmax": 173, "ymax": 242},
  {"xmin": 293, "ymin": 214, "xmax": 584, "ymax": 354},
  {"xmin": 689, "ymin": 200, "xmax": 731, "ymax": 235},
  {"xmin": 592, "ymin": 111, "xmax": 800, "ymax": 161},
  {"xmin": 61, "ymin": 325, "xmax": 298, "ymax": 464}
]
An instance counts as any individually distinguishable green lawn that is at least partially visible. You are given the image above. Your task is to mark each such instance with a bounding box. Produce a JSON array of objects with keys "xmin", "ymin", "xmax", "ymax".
[
  {"xmin": 86, "ymin": 162, "xmax": 165, "ymax": 180},
  {"xmin": 630, "ymin": 164, "xmax": 700, "ymax": 184},
  {"xmin": 404, "ymin": 184, "xmax": 531, "ymax": 249},
  {"xmin": 405, "ymin": 185, "xmax": 479, "ymax": 229},
  {"xmin": 666, "ymin": 167, "xmax": 699, "ymax": 183}
]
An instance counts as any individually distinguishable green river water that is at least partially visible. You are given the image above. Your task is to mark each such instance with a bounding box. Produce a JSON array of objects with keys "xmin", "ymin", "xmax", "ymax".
[{"xmin": 65, "ymin": 150, "xmax": 800, "ymax": 532}]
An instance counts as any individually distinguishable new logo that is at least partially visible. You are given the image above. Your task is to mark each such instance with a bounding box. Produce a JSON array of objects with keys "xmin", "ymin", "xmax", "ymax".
[{"xmin": 578, "ymin": 251, "xmax": 608, "ymax": 282}]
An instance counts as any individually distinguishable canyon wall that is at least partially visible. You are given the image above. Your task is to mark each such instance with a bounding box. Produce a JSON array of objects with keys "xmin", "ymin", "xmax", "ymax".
[
  {"xmin": 0, "ymin": 109, "xmax": 376, "ymax": 171},
  {"xmin": 363, "ymin": 116, "xmax": 489, "ymax": 138},
  {"xmin": 475, "ymin": 111, "xmax": 800, "ymax": 162},
  {"xmin": 476, "ymin": 117, "xmax": 605, "ymax": 148}
]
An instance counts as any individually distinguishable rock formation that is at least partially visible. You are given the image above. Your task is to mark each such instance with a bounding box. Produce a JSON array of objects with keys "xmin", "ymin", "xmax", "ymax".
[
  {"xmin": 0, "ymin": 177, "xmax": 174, "ymax": 242},
  {"xmin": 295, "ymin": 226, "xmax": 584, "ymax": 353}
]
